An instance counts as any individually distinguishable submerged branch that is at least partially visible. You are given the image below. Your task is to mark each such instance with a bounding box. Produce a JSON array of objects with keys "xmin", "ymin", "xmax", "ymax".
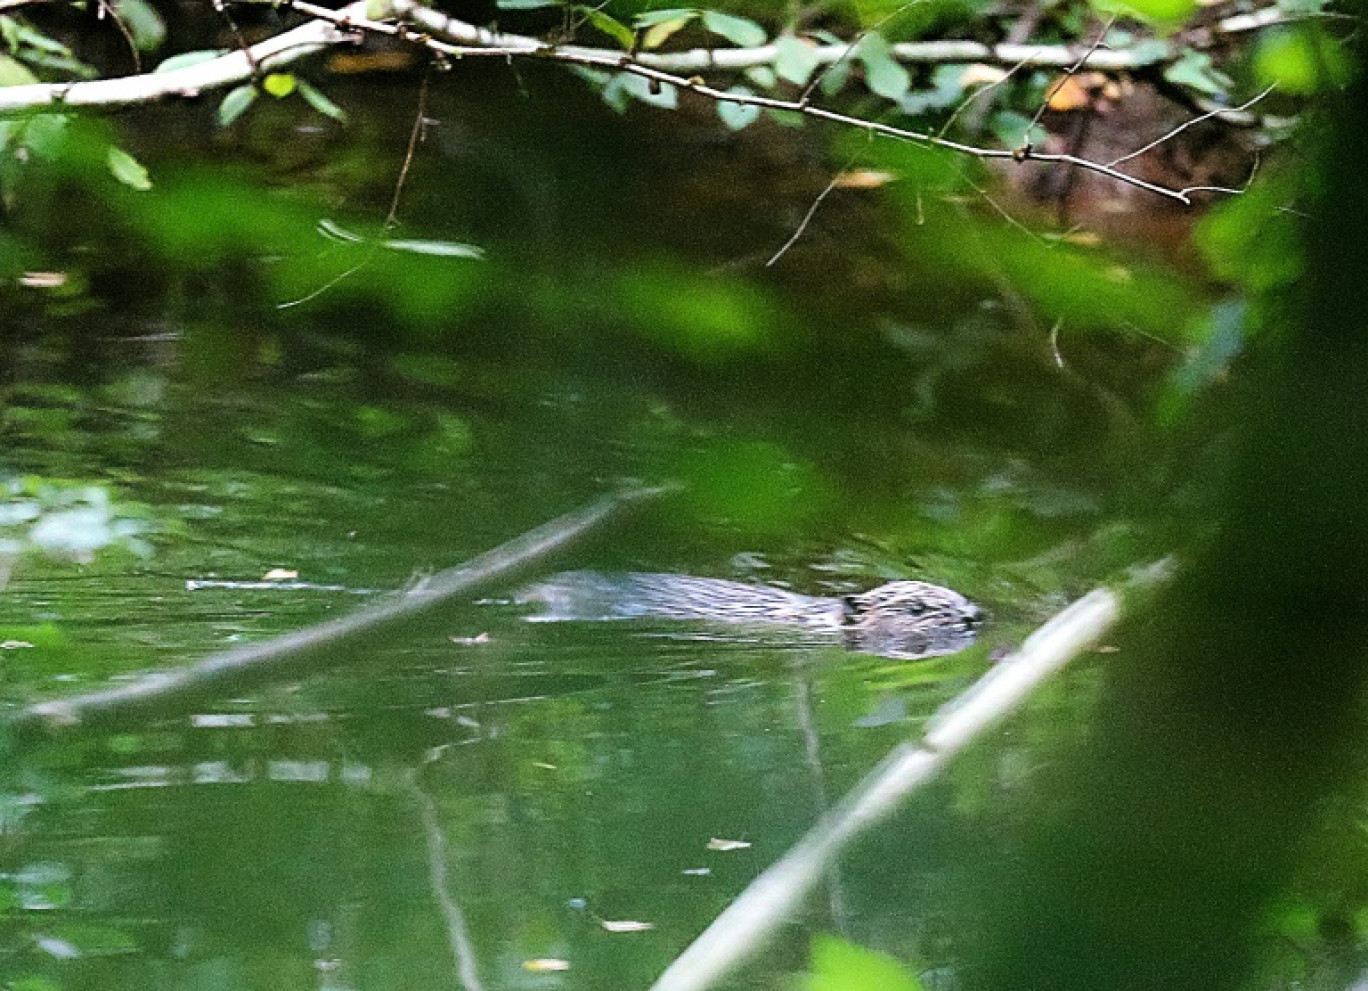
[
  {"xmin": 3, "ymin": 485, "xmax": 665, "ymax": 747},
  {"xmin": 650, "ymin": 560, "xmax": 1173, "ymax": 991}
]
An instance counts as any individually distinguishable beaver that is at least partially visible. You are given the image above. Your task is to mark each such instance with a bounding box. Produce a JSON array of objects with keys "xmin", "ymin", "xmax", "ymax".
[{"xmin": 518, "ymin": 572, "xmax": 980, "ymax": 661}]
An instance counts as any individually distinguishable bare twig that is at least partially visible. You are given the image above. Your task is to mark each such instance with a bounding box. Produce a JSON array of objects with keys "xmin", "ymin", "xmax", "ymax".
[
  {"xmin": 649, "ymin": 561, "xmax": 1174, "ymax": 991},
  {"xmin": 1107, "ymin": 82, "xmax": 1277, "ymax": 168},
  {"xmin": 2, "ymin": 485, "xmax": 668, "ymax": 746}
]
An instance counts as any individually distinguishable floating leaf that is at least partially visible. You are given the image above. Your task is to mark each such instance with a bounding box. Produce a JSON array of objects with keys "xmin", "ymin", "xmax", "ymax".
[
  {"xmin": 154, "ymin": 48, "xmax": 227, "ymax": 72},
  {"xmin": 700, "ymin": 9, "xmax": 766, "ymax": 47},
  {"xmin": 576, "ymin": 6, "xmax": 634, "ymax": 50},
  {"xmin": 218, "ymin": 83, "xmax": 256, "ymax": 127},
  {"xmin": 263, "ymin": 568, "xmax": 298, "ymax": 580},
  {"xmin": 717, "ymin": 85, "xmax": 760, "ymax": 130},
  {"xmin": 106, "ymin": 146, "xmax": 151, "ymax": 191},
  {"xmin": 600, "ymin": 919, "xmax": 655, "ymax": 933},
  {"xmin": 857, "ymin": 32, "xmax": 910, "ymax": 101},
  {"xmin": 380, "ymin": 238, "xmax": 486, "ymax": 259},
  {"xmin": 774, "ymin": 34, "xmax": 820, "ymax": 85},
  {"xmin": 707, "ymin": 837, "xmax": 751, "ymax": 851},
  {"xmin": 262, "ymin": 72, "xmax": 296, "ymax": 98},
  {"xmin": 523, "ymin": 958, "xmax": 571, "ymax": 972},
  {"xmin": 297, "ymin": 79, "xmax": 349, "ymax": 122}
]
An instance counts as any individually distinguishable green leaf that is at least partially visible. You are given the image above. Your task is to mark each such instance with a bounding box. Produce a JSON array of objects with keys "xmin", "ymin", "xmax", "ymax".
[
  {"xmin": 365, "ymin": 0, "xmax": 392, "ymax": 17},
  {"xmin": 298, "ymin": 79, "xmax": 348, "ymax": 122},
  {"xmin": 576, "ymin": 6, "xmax": 634, "ymax": 49},
  {"xmin": 1162, "ymin": 49, "xmax": 1231, "ymax": 97},
  {"xmin": 262, "ymin": 71, "xmax": 296, "ymax": 98},
  {"xmin": 106, "ymin": 145, "xmax": 151, "ymax": 191},
  {"xmin": 112, "ymin": 0, "xmax": 166, "ymax": 51},
  {"xmin": 820, "ymin": 57, "xmax": 851, "ymax": 97},
  {"xmin": 989, "ymin": 109, "xmax": 1046, "ymax": 149},
  {"xmin": 154, "ymin": 48, "xmax": 228, "ymax": 72},
  {"xmin": 634, "ymin": 8, "xmax": 696, "ymax": 27},
  {"xmin": 602, "ymin": 71, "xmax": 677, "ymax": 111},
  {"xmin": 0, "ymin": 53, "xmax": 39, "ymax": 86},
  {"xmin": 641, "ymin": 13, "xmax": 693, "ymax": 49},
  {"xmin": 218, "ymin": 83, "xmax": 256, "ymax": 127},
  {"xmin": 700, "ymin": 9, "xmax": 766, "ymax": 47},
  {"xmin": 744, "ymin": 65, "xmax": 776, "ymax": 89},
  {"xmin": 804, "ymin": 934, "xmax": 925, "ymax": 991},
  {"xmin": 774, "ymin": 33, "xmax": 820, "ymax": 85},
  {"xmin": 717, "ymin": 85, "xmax": 760, "ymax": 130},
  {"xmin": 857, "ymin": 32, "xmax": 909, "ymax": 101}
]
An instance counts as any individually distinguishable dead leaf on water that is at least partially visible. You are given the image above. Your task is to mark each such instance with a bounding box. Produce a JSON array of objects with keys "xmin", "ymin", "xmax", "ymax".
[
  {"xmin": 600, "ymin": 919, "xmax": 655, "ymax": 933},
  {"xmin": 263, "ymin": 568, "xmax": 298, "ymax": 581},
  {"xmin": 522, "ymin": 958, "xmax": 571, "ymax": 972},
  {"xmin": 707, "ymin": 837, "xmax": 752, "ymax": 852}
]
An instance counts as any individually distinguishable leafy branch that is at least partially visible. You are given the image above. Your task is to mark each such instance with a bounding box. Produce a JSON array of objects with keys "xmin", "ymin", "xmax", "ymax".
[{"xmin": 0, "ymin": 0, "xmax": 1301, "ymax": 204}]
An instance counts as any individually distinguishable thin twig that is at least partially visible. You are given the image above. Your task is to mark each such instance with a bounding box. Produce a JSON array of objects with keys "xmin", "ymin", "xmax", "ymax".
[
  {"xmin": 386, "ymin": 68, "xmax": 430, "ymax": 228},
  {"xmin": 1107, "ymin": 82, "xmax": 1277, "ymax": 168},
  {"xmin": 649, "ymin": 560, "xmax": 1174, "ymax": 991},
  {"xmin": 766, "ymin": 146, "xmax": 863, "ymax": 267}
]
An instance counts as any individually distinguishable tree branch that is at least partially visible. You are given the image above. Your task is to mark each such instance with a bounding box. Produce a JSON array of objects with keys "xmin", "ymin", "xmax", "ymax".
[
  {"xmin": 650, "ymin": 560, "xmax": 1174, "ymax": 991},
  {"xmin": 2, "ymin": 485, "xmax": 666, "ymax": 748},
  {"xmin": 0, "ymin": 0, "xmax": 1279, "ymax": 205}
]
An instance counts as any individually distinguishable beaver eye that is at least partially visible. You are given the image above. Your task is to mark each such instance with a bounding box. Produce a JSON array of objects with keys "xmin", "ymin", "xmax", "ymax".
[
  {"xmin": 905, "ymin": 600, "xmax": 925, "ymax": 615},
  {"xmin": 842, "ymin": 596, "xmax": 862, "ymax": 621}
]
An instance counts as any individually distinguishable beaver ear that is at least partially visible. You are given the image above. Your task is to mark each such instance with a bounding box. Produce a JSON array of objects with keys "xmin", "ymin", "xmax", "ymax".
[{"xmin": 841, "ymin": 595, "xmax": 862, "ymax": 622}]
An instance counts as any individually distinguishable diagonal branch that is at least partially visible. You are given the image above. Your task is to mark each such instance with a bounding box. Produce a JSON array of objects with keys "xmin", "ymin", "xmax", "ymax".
[{"xmin": 649, "ymin": 560, "xmax": 1174, "ymax": 991}]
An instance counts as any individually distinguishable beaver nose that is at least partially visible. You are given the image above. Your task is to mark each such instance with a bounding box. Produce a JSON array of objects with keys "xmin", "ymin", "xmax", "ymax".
[{"xmin": 963, "ymin": 604, "xmax": 983, "ymax": 628}]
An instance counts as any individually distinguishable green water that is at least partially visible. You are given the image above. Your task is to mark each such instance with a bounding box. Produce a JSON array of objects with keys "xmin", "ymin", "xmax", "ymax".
[{"xmin": 0, "ymin": 65, "xmax": 1186, "ymax": 990}]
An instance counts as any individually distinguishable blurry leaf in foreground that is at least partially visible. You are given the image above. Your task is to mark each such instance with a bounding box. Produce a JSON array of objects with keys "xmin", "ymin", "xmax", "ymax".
[
  {"xmin": 804, "ymin": 934, "xmax": 925, "ymax": 991},
  {"xmin": 673, "ymin": 440, "xmax": 834, "ymax": 537},
  {"xmin": 617, "ymin": 264, "xmax": 780, "ymax": 361},
  {"xmin": 106, "ymin": 146, "xmax": 151, "ymax": 191},
  {"xmin": 1092, "ymin": 0, "xmax": 1197, "ymax": 25},
  {"xmin": 1254, "ymin": 26, "xmax": 1350, "ymax": 94}
]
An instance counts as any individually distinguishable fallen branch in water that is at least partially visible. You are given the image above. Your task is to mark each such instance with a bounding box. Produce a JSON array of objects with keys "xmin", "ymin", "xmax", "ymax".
[
  {"xmin": 650, "ymin": 559, "xmax": 1174, "ymax": 991},
  {"xmin": 3, "ymin": 485, "xmax": 666, "ymax": 748}
]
